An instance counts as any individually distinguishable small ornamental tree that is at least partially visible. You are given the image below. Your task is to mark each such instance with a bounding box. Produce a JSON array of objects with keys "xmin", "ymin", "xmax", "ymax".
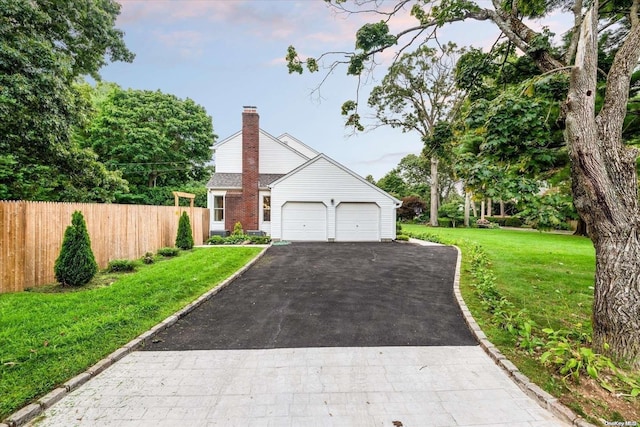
[
  {"xmin": 232, "ymin": 221, "xmax": 244, "ymax": 236},
  {"xmin": 175, "ymin": 212, "xmax": 194, "ymax": 250},
  {"xmin": 397, "ymin": 196, "xmax": 427, "ymax": 221},
  {"xmin": 54, "ymin": 211, "xmax": 98, "ymax": 286}
]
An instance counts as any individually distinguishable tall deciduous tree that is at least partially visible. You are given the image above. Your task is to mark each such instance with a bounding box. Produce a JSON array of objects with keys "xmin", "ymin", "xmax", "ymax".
[
  {"xmin": 0, "ymin": 0, "xmax": 133, "ymax": 201},
  {"xmin": 363, "ymin": 43, "xmax": 465, "ymax": 225},
  {"xmin": 289, "ymin": 0, "xmax": 640, "ymax": 366},
  {"xmin": 81, "ymin": 86, "xmax": 216, "ymax": 203}
]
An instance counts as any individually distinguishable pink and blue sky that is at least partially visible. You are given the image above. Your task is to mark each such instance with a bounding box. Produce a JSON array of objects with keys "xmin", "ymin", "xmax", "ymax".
[{"xmin": 101, "ymin": 0, "xmax": 570, "ymax": 179}]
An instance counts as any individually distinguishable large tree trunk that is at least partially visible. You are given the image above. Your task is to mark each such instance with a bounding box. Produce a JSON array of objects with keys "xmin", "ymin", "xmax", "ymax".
[
  {"xmin": 471, "ymin": 195, "xmax": 478, "ymax": 218},
  {"xmin": 430, "ymin": 156, "xmax": 439, "ymax": 226},
  {"xmin": 464, "ymin": 190, "xmax": 471, "ymax": 227},
  {"xmin": 573, "ymin": 218, "xmax": 588, "ymax": 236},
  {"xmin": 565, "ymin": 2, "xmax": 640, "ymax": 367}
]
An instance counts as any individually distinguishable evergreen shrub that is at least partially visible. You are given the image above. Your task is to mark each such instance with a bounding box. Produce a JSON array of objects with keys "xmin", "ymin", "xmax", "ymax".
[
  {"xmin": 107, "ymin": 259, "xmax": 137, "ymax": 272},
  {"xmin": 175, "ymin": 212, "xmax": 194, "ymax": 250},
  {"xmin": 54, "ymin": 211, "xmax": 98, "ymax": 286},
  {"xmin": 157, "ymin": 247, "xmax": 179, "ymax": 257}
]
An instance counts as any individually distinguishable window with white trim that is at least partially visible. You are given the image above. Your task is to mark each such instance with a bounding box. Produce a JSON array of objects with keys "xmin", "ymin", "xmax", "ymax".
[
  {"xmin": 263, "ymin": 196, "xmax": 271, "ymax": 222},
  {"xmin": 213, "ymin": 195, "xmax": 224, "ymax": 221}
]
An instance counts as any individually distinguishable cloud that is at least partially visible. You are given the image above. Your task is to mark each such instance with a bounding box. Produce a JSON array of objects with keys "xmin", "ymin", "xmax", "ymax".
[
  {"xmin": 355, "ymin": 151, "xmax": 413, "ymax": 166},
  {"xmin": 154, "ymin": 30, "xmax": 207, "ymax": 59},
  {"xmin": 267, "ymin": 56, "xmax": 286, "ymax": 67},
  {"xmin": 116, "ymin": 1, "xmax": 318, "ymax": 41}
]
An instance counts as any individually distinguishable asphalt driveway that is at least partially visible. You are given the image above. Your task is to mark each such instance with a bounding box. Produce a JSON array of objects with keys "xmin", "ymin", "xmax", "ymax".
[{"xmin": 144, "ymin": 242, "xmax": 477, "ymax": 350}]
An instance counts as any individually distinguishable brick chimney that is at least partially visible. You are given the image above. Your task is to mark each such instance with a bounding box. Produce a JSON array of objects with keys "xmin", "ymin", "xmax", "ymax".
[{"xmin": 225, "ymin": 106, "xmax": 260, "ymax": 232}]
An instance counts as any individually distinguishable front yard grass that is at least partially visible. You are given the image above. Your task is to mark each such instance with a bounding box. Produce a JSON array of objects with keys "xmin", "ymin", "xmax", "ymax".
[
  {"xmin": 403, "ymin": 225, "xmax": 639, "ymax": 424},
  {"xmin": 403, "ymin": 226, "xmax": 595, "ymax": 332},
  {"xmin": 0, "ymin": 247, "xmax": 263, "ymax": 420}
]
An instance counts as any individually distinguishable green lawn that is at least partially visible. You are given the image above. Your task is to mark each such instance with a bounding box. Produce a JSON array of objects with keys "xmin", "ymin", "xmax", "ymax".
[
  {"xmin": 402, "ymin": 225, "xmax": 595, "ymax": 333},
  {"xmin": 0, "ymin": 247, "xmax": 262, "ymax": 420}
]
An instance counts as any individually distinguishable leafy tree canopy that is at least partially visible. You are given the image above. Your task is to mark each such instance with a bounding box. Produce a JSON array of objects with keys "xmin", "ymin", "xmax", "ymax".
[
  {"xmin": 0, "ymin": 0, "xmax": 133, "ymax": 201},
  {"xmin": 79, "ymin": 84, "xmax": 216, "ymax": 204}
]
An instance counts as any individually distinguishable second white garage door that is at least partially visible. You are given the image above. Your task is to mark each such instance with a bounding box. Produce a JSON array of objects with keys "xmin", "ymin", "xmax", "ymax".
[
  {"xmin": 336, "ymin": 202, "xmax": 380, "ymax": 241},
  {"xmin": 282, "ymin": 202, "xmax": 327, "ymax": 241}
]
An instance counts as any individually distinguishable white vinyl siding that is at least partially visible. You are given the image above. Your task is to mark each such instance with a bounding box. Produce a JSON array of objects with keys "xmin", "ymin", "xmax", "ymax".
[
  {"xmin": 212, "ymin": 131, "xmax": 308, "ymax": 174},
  {"xmin": 270, "ymin": 156, "xmax": 398, "ymax": 241},
  {"xmin": 259, "ymin": 132, "xmax": 308, "ymax": 174},
  {"xmin": 212, "ymin": 132, "xmax": 242, "ymax": 173},
  {"xmin": 277, "ymin": 134, "xmax": 319, "ymax": 158},
  {"xmin": 336, "ymin": 203, "xmax": 380, "ymax": 241},
  {"xmin": 281, "ymin": 202, "xmax": 327, "ymax": 241}
]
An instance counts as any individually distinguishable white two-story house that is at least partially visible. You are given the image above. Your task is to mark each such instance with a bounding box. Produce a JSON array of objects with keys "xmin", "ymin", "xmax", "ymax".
[{"xmin": 206, "ymin": 106, "xmax": 402, "ymax": 242}]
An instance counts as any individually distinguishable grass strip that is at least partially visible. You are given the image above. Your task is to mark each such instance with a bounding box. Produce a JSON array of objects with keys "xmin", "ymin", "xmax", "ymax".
[{"xmin": 0, "ymin": 247, "xmax": 262, "ymax": 420}]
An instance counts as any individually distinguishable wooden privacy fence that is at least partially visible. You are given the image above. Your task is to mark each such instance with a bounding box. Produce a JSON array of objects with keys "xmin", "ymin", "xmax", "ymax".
[{"xmin": 0, "ymin": 201, "xmax": 210, "ymax": 293}]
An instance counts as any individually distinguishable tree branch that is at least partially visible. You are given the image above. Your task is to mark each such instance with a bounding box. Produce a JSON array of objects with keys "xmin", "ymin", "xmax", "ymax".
[
  {"xmin": 598, "ymin": 0, "xmax": 640, "ymax": 140},
  {"xmin": 565, "ymin": 0, "xmax": 584, "ymax": 64}
]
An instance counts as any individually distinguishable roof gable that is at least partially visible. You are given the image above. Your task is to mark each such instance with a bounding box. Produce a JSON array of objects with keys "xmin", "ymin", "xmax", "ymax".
[
  {"xmin": 213, "ymin": 129, "xmax": 311, "ymax": 160},
  {"xmin": 270, "ymin": 154, "xmax": 401, "ymax": 204},
  {"xmin": 277, "ymin": 133, "xmax": 319, "ymax": 158}
]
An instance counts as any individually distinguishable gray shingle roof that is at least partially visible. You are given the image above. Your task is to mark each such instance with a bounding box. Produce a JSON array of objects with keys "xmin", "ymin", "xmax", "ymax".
[{"xmin": 206, "ymin": 173, "xmax": 286, "ymax": 189}]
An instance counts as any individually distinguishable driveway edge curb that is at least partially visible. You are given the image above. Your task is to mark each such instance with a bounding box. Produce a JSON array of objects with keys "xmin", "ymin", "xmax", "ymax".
[
  {"xmin": 2, "ymin": 246, "xmax": 270, "ymax": 427},
  {"xmin": 449, "ymin": 244, "xmax": 596, "ymax": 427}
]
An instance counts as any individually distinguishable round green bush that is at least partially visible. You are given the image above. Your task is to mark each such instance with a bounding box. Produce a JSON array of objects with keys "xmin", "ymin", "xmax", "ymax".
[
  {"xmin": 505, "ymin": 217, "xmax": 523, "ymax": 227},
  {"xmin": 157, "ymin": 247, "xmax": 179, "ymax": 257},
  {"xmin": 207, "ymin": 235, "xmax": 225, "ymax": 245},
  {"xmin": 142, "ymin": 252, "xmax": 155, "ymax": 264}
]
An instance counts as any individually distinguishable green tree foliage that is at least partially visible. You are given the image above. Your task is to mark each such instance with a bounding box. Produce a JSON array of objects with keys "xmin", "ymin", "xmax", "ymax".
[
  {"xmin": 54, "ymin": 211, "xmax": 98, "ymax": 287},
  {"xmin": 438, "ymin": 197, "xmax": 465, "ymax": 227},
  {"xmin": 175, "ymin": 212, "xmax": 194, "ymax": 250},
  {"xmin": 453, "ymin": 47, "xmax": 571, "ymax": 223},
  {"xmin": 0, "ymin": 0, "xmax": 133, "ymax": 201},
  {"xmin": 376, "ymin": 168, "xmax": 409, "ymax": 198},
  {"xmin": 348, "ymin": 43, "xmax": 464, "ymax": 225},
  {"xmin": 396, "ymin": 154, "xmax": 431, "ymax": 199},
  {"xmin": 80, "ymin": 86, "xmax": 216, "ymax": 204}
]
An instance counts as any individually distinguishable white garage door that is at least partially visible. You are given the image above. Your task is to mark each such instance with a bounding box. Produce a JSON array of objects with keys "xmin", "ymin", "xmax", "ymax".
[
  {"xmin": 336, "ymin": 202, "xmax": 380, "ymax": 241},
  {"xmin": 282, "ymin": 202, "xmax": 327, "ymax": 241}
]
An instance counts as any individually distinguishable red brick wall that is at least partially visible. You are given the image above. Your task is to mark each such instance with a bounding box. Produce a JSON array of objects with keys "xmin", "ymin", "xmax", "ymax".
[
  {"xmin": 224, "ymin": 107, "xmax": 260, "ymax": 232},
  {"xmin": 241, "ymin": 108, "xmax": 259, "ymax": 230},
  {"xmin": 224, "ymin": 191, "xmax": 244, "ymax": 232}
]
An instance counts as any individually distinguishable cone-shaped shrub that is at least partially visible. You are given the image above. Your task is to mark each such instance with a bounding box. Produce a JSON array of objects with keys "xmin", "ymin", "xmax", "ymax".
[
  {"xmin": 54, "ymin": 211, "xmax": 98, "ymax": 286},
  {"xmin": 175, "ymin": 211, "xmax": 194, "ymax": 250}
]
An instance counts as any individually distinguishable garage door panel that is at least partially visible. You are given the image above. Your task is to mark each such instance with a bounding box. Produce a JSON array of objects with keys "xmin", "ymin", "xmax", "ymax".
[
  {"xmin": 282, "ymin": 202, "xmax": 327, "ymax": 241},
  {"xmin": 336, "ymin": 203, "xmax": 379, "ymax": 241}
]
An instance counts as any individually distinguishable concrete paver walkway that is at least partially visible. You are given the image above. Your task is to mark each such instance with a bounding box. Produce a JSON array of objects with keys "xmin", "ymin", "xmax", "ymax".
[{"xmin": 32, "ymin": 347, "xmax": 565, "ymax": 426}]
